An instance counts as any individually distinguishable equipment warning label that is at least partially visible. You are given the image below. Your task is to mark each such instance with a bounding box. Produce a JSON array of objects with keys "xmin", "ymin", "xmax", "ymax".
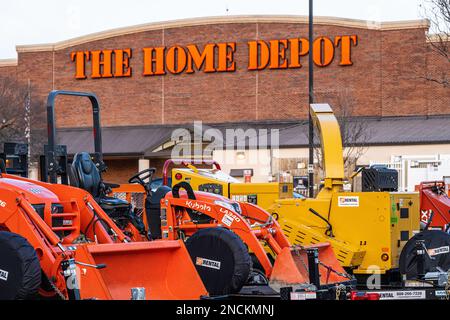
[
  {"xmin": 338, "ymin": 196, "xmax": 360, "ymax": 207},
  {"xmin": 0, "ymin": 269, "xmax": 8, "ymax": 281},
  {"xmin": 221, "ymin": 213, "xmax": 235, "ymax": 227}
]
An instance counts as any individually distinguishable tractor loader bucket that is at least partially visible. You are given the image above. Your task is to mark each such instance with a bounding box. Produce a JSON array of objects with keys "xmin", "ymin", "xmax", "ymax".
[
  {"xmin": 76, "ymin": 241, "xmax": 207, "ymax": 300},
  {"xmin": 269, "ymin": 243, "xmax": 352, "ymax": 292}
]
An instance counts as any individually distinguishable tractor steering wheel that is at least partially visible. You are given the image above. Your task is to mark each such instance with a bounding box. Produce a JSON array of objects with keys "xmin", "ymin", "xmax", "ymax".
[{"xmin": 128, "ymin": 168, "xmax": 156, "ymax": 194}]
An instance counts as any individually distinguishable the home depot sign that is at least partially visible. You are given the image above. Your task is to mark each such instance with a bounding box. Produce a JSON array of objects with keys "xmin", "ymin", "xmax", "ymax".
[{"xmin": 70, "ymin": 35, "xmax": 357, "ymax": 79}]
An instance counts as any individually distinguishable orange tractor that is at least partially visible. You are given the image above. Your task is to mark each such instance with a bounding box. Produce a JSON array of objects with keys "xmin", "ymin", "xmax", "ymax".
[
  {"xmin": 125, "ymin": 177, "xmax": 354, "ymax": 297},
  {"xmin": 37, "ymin": 90, "xmax": 356, "ymax": 299},
  {"xmin": 0, "ymin": 170, "xmax": 207, "ymax": 300},
  {"xmin": 0, "ymin": 90, "xmax": 208, "ymax": 300}
]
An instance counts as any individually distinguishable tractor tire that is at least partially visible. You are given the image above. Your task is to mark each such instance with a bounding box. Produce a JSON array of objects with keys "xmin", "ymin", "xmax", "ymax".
[
  {"xmin": 0, "ymin": 231, "xmax": 41, "ymax": 300},
  {"xmin": 399, "ymin": 230, "xmax": 450, "ymax": 280},
  {"xmin": 185, "ymin": 228, "xmax": 252, "ymax": 295}
]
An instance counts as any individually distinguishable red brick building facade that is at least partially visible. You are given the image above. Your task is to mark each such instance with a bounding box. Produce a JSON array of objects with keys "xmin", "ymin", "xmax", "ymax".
[
  {"xmin": 0, "ymin": 16, "xmax": 448, "ymax": 183},
  {"xmin": 1, "ymin": 16, "xmax": 448, "ymax": 126}
]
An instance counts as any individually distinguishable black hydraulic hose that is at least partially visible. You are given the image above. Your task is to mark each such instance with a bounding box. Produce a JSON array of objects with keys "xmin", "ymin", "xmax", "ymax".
[
  {"xmin": 0, "ymin": 159, "xmax": 6, "ymax": 173},
  {"xmin": 446, "ymin": 214, "xmax": 450, "ymax": 233},
  {"xmin": 308, "ymin": 208, "xmax": 334, "ymax": 237}
]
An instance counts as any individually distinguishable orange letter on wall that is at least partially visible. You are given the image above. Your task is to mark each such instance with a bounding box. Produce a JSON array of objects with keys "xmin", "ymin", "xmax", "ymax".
[
  {"xmin": 90, "ymin": 50, "xmax": 113, "ymax": 78},
  {"xmin": 269, "ymin": 39, "xmax": 288, "ymax": 69},
  {"xmin": 248, "ymin": 40, "xmax": 270, "ymax": 70},
  {"xmin": 335, "ymin": 35, "xmax": 358, "ymax": 66},
  {"xmin": 186, "ymin": 44, "xmax": 216, "ymax": 73},
  {"xmin": 114, "ymin": 48, "xmax": 132, "ymax": 77},
  {"xmin": 70, "ymin": 51, "xmax": 90, "ymax": 79},
  {"xmin": 166, "ymin": 46, "xmax": 187, "ymax": 74},
  {"xmin": 288, "ymin": 38, "xmax": 309, "ymax": 68},
  {"xmin": 143, "ymin": 47, "xmax": 166, "ymax": 76},
  {"xmin": 217, "ymin": 42, "xmax": 236, "ymax": 72},
  {"xmin": 313, "ymin": 37, "xmax": 335, "ymax": 67}
]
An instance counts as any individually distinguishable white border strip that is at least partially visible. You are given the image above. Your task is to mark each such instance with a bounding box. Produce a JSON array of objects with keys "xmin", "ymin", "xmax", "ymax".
[{"xmin": 15, "ymin": 15, "xmax": 430, "ymax": 53}]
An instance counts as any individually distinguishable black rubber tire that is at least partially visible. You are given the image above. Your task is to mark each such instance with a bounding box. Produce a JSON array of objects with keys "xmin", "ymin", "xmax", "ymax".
[
  {"xmin": 399, "ymin": 230, "xmax": 450, "ymax": 280},
  {"xmin": 0, "ymin": 231, "xmax": 41, "ymax": 300},
  {"xmin": 185, "ymin": 228, "xmax": 252, "ymax": 295}
]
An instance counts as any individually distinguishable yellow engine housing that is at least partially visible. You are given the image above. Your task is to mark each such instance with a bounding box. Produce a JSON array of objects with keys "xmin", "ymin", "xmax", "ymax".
[
  {"xmin": 268, "ymin": 192, "xmax": 420, "ymax": 274},
  {"xmin": 172, "ymin": 168, "xmax": 292, "ymax": 210}
]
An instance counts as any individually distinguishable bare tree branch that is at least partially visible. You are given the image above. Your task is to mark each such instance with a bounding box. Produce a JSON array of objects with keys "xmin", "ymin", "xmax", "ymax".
[
  {"xmin": 313, "ymin": 90, "xmax": 371, "ymax": 180},
  {"xmin": 0, "ymin": 77, "xmax": 46, "ymax": 164},
  {"xmin": 421, "ymin": 0, "xmax": 450, "ymax": 87}
]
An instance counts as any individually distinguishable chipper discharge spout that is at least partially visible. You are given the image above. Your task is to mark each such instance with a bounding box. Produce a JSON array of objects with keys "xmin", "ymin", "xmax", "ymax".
[
  {"xmin": 269, "ymin": 243, "xmax": 352, "ymax": 292},
  {"xmin": 0, "ymin": 173, "xmax": 207, "ymax": 300}
]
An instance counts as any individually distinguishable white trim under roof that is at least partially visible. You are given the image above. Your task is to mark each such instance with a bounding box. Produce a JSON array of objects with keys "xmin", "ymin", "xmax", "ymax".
[
  {"xmin": 0, "ymin": 59, "xmax": 18, "ymax": 67},
  {"xmin": 15, "ymin": 15, "xmax": 430, "ymax": 53}
]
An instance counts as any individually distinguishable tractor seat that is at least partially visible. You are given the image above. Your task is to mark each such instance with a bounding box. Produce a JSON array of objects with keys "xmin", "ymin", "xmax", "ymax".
[
  {"xmin": 98, "ymin": 197, "xmax": 129, "ymax": 207},
  {"xmin": 69, "ymin": 152, "xmax": 130, "ymax": 211}
]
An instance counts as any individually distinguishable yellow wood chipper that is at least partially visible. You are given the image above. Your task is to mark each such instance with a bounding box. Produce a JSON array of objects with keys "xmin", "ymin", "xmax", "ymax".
[{"xmin": 165, "ymin": 104, "xmax": 450, "ymax": 287}]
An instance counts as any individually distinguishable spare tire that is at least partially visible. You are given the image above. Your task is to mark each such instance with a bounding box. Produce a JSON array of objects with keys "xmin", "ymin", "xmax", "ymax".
[
  {"xmin": 185, "ymin": 228, "xmax": 251, "ymax": 295},
  {"xmin": 399, "ymin": 230, "xmax": 450, "ymax": 280},
  {"xmin": 0, "ymin": 231, "xmax": 41, "ymax": 299}
]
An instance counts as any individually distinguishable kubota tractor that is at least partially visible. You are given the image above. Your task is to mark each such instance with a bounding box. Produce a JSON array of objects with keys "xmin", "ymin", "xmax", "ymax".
[
  {"xmin": 115, "ymin": 174, "xmax": 355, "ymax": 298},
  {"xmin": 0, "ymin": 170, "xmax": 207, "ymax": 300},
  {"xmin": 0, "ymin": 90, "xmax": 208, "ymax": 300},
  {"xmin": 39, "ymin": 90, "xmax": 356, "ymax": 299}
]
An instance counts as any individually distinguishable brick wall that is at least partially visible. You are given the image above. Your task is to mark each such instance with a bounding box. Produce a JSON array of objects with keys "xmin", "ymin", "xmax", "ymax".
[
  {"xmin": 0, "ymin": 65, "xmax": 17, "ymax": 80},
  {"xmin": 0, "ymin": 18, "xmax": 448, "ymax": 130},
  {"xmin": 102, "ymin": 158, "xmax": 138, "ymax": 184}
]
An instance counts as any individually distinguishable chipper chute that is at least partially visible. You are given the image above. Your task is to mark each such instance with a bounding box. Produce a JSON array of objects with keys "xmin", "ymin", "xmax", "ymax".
[{"xmin": 269, "ymin": 243, "xmax": 351, "ymax": 292}]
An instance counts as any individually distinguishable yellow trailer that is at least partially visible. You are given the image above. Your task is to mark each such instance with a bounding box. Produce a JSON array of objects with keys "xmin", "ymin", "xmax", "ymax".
[{"xmin": 166, "ymin": 160, "xmax": 292, "ymax": 210}]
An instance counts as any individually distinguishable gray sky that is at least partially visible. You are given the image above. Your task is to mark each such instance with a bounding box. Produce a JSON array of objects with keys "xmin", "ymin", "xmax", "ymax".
[{"xmin": 1, "ymin": 0, "xmax": 427, "ymax": 59}]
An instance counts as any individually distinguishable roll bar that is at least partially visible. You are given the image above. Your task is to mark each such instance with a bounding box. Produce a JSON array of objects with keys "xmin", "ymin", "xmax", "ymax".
[
  {"xmin": 46, "ymin": 90, "xmax": 103, "ymax": 183},
  {"xmin": 162, "ymin": 159, "xmax": 222, "ymax": 186}
]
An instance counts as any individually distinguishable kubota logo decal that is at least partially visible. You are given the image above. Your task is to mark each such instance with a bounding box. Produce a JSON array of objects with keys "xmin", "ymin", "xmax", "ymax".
[
  {"xmin": 0, "ymin": 269, "xmax": 8, "ymax": 281},
  {"xmin": 185, "ymin": 200, "xmax": 212, "ymax": 212},
  {"xmin": 196, "ymin": 257, "xmax": 221, "ymax": 270}
]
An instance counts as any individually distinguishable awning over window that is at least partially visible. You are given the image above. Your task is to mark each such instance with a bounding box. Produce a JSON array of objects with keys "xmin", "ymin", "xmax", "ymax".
[{"xmin": 56, "ymin": 115, "xmax": 450, "ymax": 157}]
